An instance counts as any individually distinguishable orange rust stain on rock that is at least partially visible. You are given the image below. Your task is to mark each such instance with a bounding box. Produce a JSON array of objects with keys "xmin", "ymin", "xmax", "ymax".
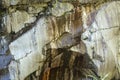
[
  {"xmin": 42, "ymin": 67, "xmax": 51, "ymax": 80},
  {"xmin": 46, "ymin": 4, "xmax": 95, "ymax": 41}
]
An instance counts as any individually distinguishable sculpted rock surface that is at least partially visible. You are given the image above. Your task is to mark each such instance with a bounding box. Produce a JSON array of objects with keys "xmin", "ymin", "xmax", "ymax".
[
  {"xmin": 4, "ymin": 11, "xmax": 36, "ymax": 33},
  {"xmin": 9, "ymin": 18, "xmax": 49, "ymax": 80},
  {"xmin": 82, "ymin": 1, "xmax": 120, "ymax": 79},
  {"xmin": 0, "ymin": 0, "xmax": 120, "ymax": 80}
]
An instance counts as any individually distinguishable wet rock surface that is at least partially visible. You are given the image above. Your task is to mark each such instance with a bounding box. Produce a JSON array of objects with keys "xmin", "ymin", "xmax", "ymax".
[
  {"xmin": 39, "ymin": 48, "xmax": 99, "ymax": 80},
  {"xmin": 0, "ymin": 0, "xmax": 120, "ymax": 80}
]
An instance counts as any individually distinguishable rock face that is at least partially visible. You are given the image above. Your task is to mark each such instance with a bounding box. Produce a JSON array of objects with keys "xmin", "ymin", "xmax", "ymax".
[
  {"xmin": 51, "ymin": 2, "xmax": 74, "ymax": 17},
  {"xmin": 2, "ymin": 0, "xmax": 50, "ymax": 7},
  {"xmin": 0, "ymin": 0, "xmax": 120, "ymax": 80},
  {"xmin": 9, "ymin": 18, "xmax": 49, "ymax": 80},
  {"xmin": 4, "ymin": 10, "xmax": 36, "ymax": 33},
  {"xmin": 82, "ymin": 1, "xmax": 120, "ymax": 79}
]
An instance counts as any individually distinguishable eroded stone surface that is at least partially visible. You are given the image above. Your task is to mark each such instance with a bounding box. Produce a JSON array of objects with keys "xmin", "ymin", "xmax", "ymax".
[
  {"xmin": 28, "ymin": 4, "xmax": 47, "ymax": 14},
  {"xmin": 9, "ymin": 17, "xmax": 50, "ymax": 80},
  {"xmin": 2, "ymin": 0, "xmax": 50, "ymax": 7},
  {"xmin": 0, "ymin": 0, "xmax": 120, "ymax": 80},
  {"xmin": 51, "ymin": 2, "xmax": 74, "ymax": 17},
  {"xmin": 82, "ymin": 1, "xmax": 120, "ymax": 79},
  {"xmin": 4, "ymin": 10, "xmax": 36, "ymax": 33}
]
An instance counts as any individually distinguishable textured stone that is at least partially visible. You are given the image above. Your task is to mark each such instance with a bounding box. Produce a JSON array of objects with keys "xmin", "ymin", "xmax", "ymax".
[
  {"xmin": 9, "ymin": 17, "xmax": 51, "ymax": 80},
  {"xmin": 28, "ymin": 4, "xmax": 47, "ymax": 14},
  {"xmin": 70, "ymin": 41, "xmax": 86, "ymax": 54},
  {"xmin": 9, "ymin": 61, "xmax": 19, "ymax": 80},
  {"xmin": 51, "ymin": 2, "xmax": 74, "ymax": 17},
  {"xmin": 42, "ymin": 49, "xmax": 98, "ymax": 80},
  {"xmin": 58, "ymin": 0, "xmax": 98, "ymax": 3},
  {"xmin": 18, "ymin": 54, "xmax": 43, "ymax": 80},
  {"xmin": 0, "ymin": 0, "xmax": 120, "ymax": 80},
  {"xmin": 4, "ymin": 10, "xmax": 36, "ymax": 33},
  {"xmin": 5, "ymin": 11, "xmax": 36, "ymax": 33},
  {"xmin": 10, "ymin": 0, "xmax": 20, "ymax": 5},
  {"xmin": 51, "ymin": 53, "xmax": 63, "ymax": 68},
  {"xmin": 78, "ymin": 0, "xmax": 98, "ymax": 3},
  {"xmin": 0, "ymin": 54, "xmax": 12, "ymax": 69},
  {"xmin": 2, "ymin": 0, "xmax": 50, "ymax": 7},
  {"xmin": 82, "ymin": 1, "xmax": 120, "ymax": 79},
  {"xmin": 0, "ymin": 36, "xmax": 10, "ymax": 55},
  {"xmin": 9, "ymin": 29, "xmax": 35, "ymax": 60}
]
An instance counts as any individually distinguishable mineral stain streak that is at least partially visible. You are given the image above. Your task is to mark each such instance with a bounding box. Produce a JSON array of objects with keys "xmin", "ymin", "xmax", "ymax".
[{"xmin": 0, "ymin": 0, "xmax": 120, "ymax": 80}]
